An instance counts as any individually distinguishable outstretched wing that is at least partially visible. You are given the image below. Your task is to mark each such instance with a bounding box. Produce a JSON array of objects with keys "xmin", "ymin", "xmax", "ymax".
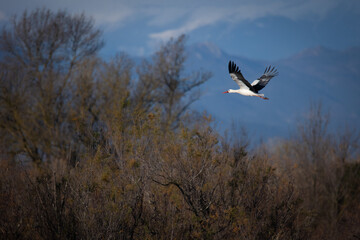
[
  {"xmin": 228, "ymin": 61, "xmax": 254, "ymax": 91},
  {"xmin": 251, "ymin": 66, "xmax": 278, "ymax": 92}
]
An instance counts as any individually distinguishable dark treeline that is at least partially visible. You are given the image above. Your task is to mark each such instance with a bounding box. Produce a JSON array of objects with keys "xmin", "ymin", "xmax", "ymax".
[{"xmin": 0, "ymin": 8, "xmax": 359, "ymax": 240}]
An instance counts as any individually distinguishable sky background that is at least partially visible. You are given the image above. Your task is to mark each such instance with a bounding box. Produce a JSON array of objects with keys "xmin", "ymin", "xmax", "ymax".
[
  {"xmin": 1, "ymin": 0, "xmax": 359, "ymax": 60},
  {"xmin": 1, "ymin": 0, "xmax": 360, "ymax": 140}
]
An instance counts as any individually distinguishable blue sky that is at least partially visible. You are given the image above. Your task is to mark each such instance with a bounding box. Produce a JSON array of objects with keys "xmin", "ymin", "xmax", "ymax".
[{"xmin": 1, "ymin": 0, "xmax": 359, "ymax": 60}]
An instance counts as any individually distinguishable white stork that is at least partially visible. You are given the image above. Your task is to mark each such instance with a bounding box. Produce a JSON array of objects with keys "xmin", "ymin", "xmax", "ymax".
[{"xmin": 223, "ymin": 61, "xmax": 278, "ymax": 100}]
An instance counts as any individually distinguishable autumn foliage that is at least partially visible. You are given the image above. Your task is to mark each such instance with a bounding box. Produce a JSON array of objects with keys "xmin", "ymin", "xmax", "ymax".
[{"xmin": 1, "ymin": 8, "xmax": 359, "ymax": 240}]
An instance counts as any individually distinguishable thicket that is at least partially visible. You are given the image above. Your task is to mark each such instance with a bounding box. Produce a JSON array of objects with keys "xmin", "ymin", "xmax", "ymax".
[{"xmin": 1, "ymin": 8, "xmax": 359, "ymax": 240}]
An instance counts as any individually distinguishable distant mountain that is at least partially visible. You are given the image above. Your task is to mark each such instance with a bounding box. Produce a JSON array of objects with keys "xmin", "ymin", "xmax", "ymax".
[{"xmin": 185, "ymin": 43, "xmax": 360, "ymax": 140}]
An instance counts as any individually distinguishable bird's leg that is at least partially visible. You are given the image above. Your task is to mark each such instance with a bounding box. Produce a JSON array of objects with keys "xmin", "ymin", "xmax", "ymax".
[{"xmin": 258, "ymin": 96, "xmax": 269, "ymax": 100}]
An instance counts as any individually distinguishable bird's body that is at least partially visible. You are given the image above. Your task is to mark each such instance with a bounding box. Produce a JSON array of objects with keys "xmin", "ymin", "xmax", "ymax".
[
  {"xmin": 223, "ymin": 61, "xmax": 278, "ymax": 100},
  {"xmin": 226, "ymin": 88, "xmax": 265, "ymax": 97}
]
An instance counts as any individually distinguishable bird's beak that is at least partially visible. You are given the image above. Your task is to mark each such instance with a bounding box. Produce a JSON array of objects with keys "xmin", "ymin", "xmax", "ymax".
[{"xmin": 223, "ymin": 91, "xmax": 229, "ymax": 94}]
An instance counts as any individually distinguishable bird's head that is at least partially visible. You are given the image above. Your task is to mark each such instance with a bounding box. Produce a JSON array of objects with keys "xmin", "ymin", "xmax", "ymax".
[{"xmin": 223, "ymin": 90, "xmax": 229, "ymax": 94}]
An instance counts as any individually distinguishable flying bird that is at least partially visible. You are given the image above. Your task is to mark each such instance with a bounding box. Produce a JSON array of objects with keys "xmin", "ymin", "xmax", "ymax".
[{"xmin": 223, "ymin": 61, "xmax": 278, "ymax": 100}]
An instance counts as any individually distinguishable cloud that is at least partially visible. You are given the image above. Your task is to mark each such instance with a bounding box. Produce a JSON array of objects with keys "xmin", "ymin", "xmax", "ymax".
[
  {"xmin": 0, "ymin": 0, "xmax": 135, "ymax": 25},
  {"xmin": 0, "ymin": 0, "xmax": 356, "ymax": 38},
  {"xmin": 0, "ymin": 0, "xmax": 348, "ymax": 24},
  {"xmin": 91, "ymin": 7, "xmax": 133, "ymax": 29},
  {"xmin": 148, "ymin": 0, "xmax": 345, "ymax": 41},
  {"xmin": 149, "ymin": 8, "xmax": 226, "ymax": 41}
]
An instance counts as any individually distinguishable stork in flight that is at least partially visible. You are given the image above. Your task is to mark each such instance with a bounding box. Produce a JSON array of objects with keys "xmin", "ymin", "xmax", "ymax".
[{"xmin": 223, "ymin": 61, "xmax": 278, "ymax": 100}]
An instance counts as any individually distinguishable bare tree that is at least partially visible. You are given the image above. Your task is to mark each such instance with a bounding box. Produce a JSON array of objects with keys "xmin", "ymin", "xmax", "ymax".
[
  {"xmin": 0, "ymin": 8, "xmax": 103, "ymax": 164},
  {"xmin": 271, "ymin": 102, "xmax": 360, "ymax": 239},
  {"xmin": 136, "ymin": 35, "xmax": 211, "ymax": 128},
  {"xmin": 0, "ymin": 8, "xmax": 103, "ymax": 72}
]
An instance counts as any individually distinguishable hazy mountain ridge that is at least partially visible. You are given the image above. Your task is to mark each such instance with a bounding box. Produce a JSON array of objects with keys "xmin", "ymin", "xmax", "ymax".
[{"xmin": 186, "ymin": 43, "xmax": 360, "ymax": 139}]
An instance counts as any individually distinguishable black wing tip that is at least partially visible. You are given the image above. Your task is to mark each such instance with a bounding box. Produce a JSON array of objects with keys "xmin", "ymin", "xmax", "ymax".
[
  {"xmin": 228, "ymin": 60, "xmax": 240, "ymax": 74},
  {"xmin": 264, "ymin": 65, "xmax": 279, "ymax": 76}
]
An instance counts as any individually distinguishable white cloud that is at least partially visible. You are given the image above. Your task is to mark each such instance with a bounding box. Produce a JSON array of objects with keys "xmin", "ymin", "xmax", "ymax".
[
  {"xmin": 144, "ymin": 6, "xmax": 189, "ymax": 27},
  {"xmin": 148, "ymin": 0, "xmax": 343, "ymax": 41},
  {"xmin": 149, "ymin": 8, "xmax": 226, "ymax": 40},
  {"xmin": 0, "ymin": 0, "xmax": 355, "ymax": 38},
  {"xmin": 91, "ymin": 7, "xmax": 133, "ymax": 29},
  {"xmin": 0, "ymin": 0, "xmax": 135, "ymax": 25}
]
